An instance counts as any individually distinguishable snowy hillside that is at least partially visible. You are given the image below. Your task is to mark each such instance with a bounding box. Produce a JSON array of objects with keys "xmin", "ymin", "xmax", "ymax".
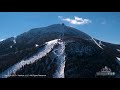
[
  {"xmin": 0, "ymin": 39, "xmax": 59, "ymax": 78},
  {"xmin": 0, "ymin": 24, "xmax": 120, "ymax": 78}
]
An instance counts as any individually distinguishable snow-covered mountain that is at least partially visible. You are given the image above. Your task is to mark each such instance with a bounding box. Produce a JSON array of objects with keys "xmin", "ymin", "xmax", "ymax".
[{"xmin": 0, "ymin": 24, "xmax": 120, "ymax": 78}]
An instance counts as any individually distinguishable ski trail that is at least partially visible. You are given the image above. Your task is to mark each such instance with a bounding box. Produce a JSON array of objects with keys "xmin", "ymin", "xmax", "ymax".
[
  {"xmin": 99, "ymin": 40, "xmax": 105, "ymax": 46},
  {"xmin": 116, "ymin": 57, "xmax": 120, "ymax": 78},
  {"xmin": 116, "ymin": 57, "xmax": 120, "ymax": 65},
  {"xmin": 0, "ymin": 39, "xmax": 58, "ymax": 78},
  {"xmin": 52, "ymin": 41, "xmax": 66, "ymax": 78},
  {"xmin": 117, "ymin": 49, "xmax": 120, "ymax": 52},
  {"xmin": 91, "ymin": 37, "xmax": 103, "ymax": 49}
]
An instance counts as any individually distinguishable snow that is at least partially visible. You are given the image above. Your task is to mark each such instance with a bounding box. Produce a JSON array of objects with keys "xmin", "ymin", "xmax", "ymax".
[
  {"xmin": 116, "ymin": 57, "xmax": 120, "ymax": 78},
  {"xmin": 10, "ymin": 46, "xmax": 12, "ymax": 48},
  {"xmin": 116, "ymin": 49, "xmax": 120, "ymax": 52},
  {"xmin": 35, "ymin": 44, "xmax": 39, "ymax": 47},
  {"xmin": 91, "ymin": 37, "xmax": 103, "ymax": 49},
  {"xmin": 10, "ymin": 39, "xmax": 16, "ymax": 48},
  {"xmin": 13, "ymin": 39, "xmax": 16, "ymax": 44},
  {"xmin": 0, "ymin": 39, "xmax": 4, "ymax": 42},
  {"xmin": 45, "ymin": 39, "xmax": 58, "ymax": 45},
  {"xmin": 99, "ymin": 40, "xmax": 105, "ymax": 46},
  {"xmin": 116, "ymin": 57, "xmax": 120, "ymax": 61},
  {"xmin": 116, "ymin": 57, "xmax": 120, "ymax": 65},
  {"xmin": 0, "ymin": 39, "xmax": 59, "ymax": 78},
  {"xmin": 52, "ymin": 41, "xmax": 66, "ymax": 78}
]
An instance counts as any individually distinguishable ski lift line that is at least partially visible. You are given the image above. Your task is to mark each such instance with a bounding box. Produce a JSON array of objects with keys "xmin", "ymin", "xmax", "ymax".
[{"xmin": 60, "ymin": 23, "xmax": 64, "ymax": 41}]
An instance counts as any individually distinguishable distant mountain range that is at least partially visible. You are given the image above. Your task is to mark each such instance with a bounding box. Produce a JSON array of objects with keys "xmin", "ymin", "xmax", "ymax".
[{"xmin": 0, "ymin": 24, "xmax": 120, "ymax": 78}]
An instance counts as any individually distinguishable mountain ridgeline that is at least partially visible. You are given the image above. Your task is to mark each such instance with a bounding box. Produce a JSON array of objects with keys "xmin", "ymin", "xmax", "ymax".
[{"xmin": 0, "ymin": 24, "xmax": 120, "ymax": 78}]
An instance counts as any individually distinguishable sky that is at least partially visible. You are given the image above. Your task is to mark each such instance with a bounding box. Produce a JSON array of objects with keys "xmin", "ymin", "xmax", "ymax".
[{"xmin": 0, "ymin": 12, "xmax": 120, "ymax": 44}]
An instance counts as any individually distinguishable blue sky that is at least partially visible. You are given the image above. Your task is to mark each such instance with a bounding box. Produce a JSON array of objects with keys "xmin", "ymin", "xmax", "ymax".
[{"xmin": 0, "ymin": 12, "xmax": 120, "ymax": 44}]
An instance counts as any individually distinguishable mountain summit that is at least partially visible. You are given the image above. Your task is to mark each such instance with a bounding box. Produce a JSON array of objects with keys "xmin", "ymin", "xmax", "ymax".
[{"xmin": 0, "ymin": 24, "xmax": 120, "ymax": 78}]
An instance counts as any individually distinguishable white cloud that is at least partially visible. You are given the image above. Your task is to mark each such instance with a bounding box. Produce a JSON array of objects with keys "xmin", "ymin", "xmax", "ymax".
[
  {"xmin": 58, "ymin": 16, "xmax": 92, "ymax": 25},
  {"xmin": 74, "ymin": 16, "xmax": 82, "ymax": 21}
]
